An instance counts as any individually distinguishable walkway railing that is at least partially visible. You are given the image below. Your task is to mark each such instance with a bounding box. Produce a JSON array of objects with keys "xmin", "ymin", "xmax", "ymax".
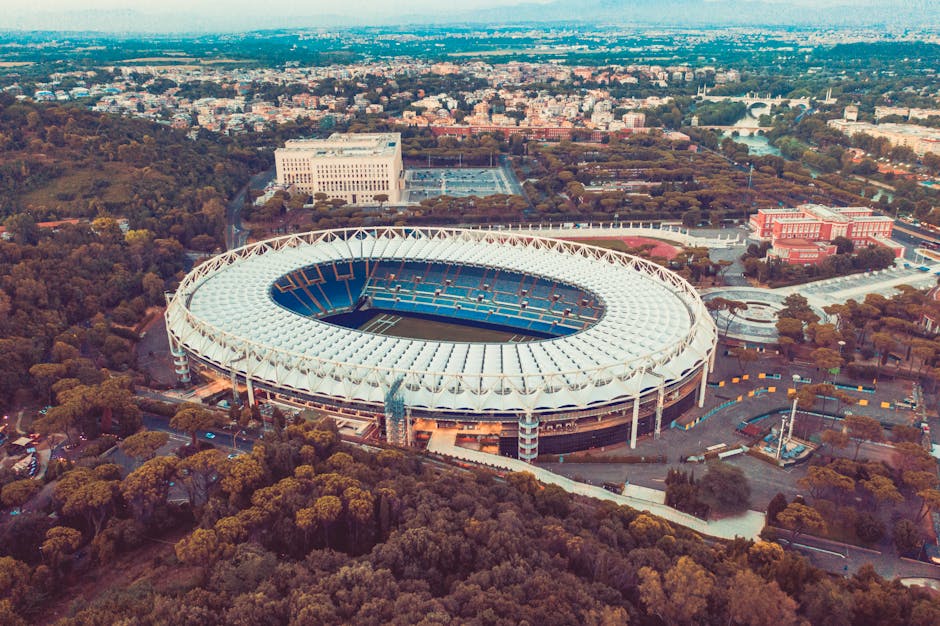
[
  {"xmin": 469, "ymin": 222, "xmax": 743, "ymax": 249},
  {"xmin": 425, "ymin": 430, "xmax": 765, "ymax": 541}
]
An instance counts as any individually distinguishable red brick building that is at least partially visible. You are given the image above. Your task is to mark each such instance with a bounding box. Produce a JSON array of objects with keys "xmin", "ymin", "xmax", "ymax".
[
  {"xmin": 750, "ymin": 204, "xmax": 901, "ymax": 265},
  {"xmin": 766, "ymin": 239, "xmax": 839, "ymax": 265}
]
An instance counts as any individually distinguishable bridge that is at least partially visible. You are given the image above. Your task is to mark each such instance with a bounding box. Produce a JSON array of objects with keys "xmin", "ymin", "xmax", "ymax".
[
  {"xmin": 695, "ymin": 87, "xmax": 812, "ymax": 110},
  {"xmin": 694, "ymin": 126, "xmax": 766, "ymax": 136}
]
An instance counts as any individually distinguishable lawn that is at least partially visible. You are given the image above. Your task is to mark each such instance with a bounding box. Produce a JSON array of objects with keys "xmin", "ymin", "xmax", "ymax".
[{"xmin": 359, "ymin": 312, "xmax": 539, "ymax": 343}]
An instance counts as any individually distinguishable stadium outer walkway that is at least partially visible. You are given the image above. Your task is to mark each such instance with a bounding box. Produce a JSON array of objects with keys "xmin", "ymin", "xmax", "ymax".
[{"xmin": 426, "ymin": 430, "xmax": 765, "ymax": 541}]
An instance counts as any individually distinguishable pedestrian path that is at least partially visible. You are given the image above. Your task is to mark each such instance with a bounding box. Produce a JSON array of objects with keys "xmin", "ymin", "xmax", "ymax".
[{"xmin": 426, "ymin": 430, "xmax": 765, "ymax": 541}]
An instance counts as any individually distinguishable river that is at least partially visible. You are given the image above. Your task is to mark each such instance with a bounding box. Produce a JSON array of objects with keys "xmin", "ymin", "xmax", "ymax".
[{"xmin": 720, "ymin": 104, "xmax": 782, "ymax": 157}]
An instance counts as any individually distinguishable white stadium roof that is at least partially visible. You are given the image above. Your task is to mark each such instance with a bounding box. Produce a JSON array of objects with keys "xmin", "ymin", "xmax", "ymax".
[{"xmin": 165, "ymin": 227, "xmax": 717, "ymax": 416}]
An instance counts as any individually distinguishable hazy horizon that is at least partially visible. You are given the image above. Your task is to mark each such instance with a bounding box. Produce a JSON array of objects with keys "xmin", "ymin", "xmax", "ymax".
[{"xmin": 5, "ymin": 0, "xmax": 936, "ymax": 33}]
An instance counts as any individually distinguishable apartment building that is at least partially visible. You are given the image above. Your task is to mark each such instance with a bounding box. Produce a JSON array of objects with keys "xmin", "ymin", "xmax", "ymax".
[{"xmin": 828, "ymin": 119, "xmax": 940, "ymax": 157}]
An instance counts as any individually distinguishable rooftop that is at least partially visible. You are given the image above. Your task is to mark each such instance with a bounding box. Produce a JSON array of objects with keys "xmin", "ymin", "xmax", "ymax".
[{"xmin": 279, "ymin": 132, "xmax": 401, "ymax": 159}]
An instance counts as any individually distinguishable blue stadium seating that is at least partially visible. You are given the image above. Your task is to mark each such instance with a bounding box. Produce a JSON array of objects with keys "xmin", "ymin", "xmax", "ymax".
[{"xmin": 271, "ymin": 258, "xmax": 602, "ymax": 337}]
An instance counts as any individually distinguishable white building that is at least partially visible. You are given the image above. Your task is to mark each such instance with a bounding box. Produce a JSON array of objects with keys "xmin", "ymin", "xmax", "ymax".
[
  {"xmin": 827, "ymin": 120, "xmax": 940, "ymax": 157},
  {"xmin": 275, "ymin": 132, "xmax": 403, "ymax": 205},
  {"xmin": 622, "ymin": 112, "xmax": 646, "ymax": 128}
]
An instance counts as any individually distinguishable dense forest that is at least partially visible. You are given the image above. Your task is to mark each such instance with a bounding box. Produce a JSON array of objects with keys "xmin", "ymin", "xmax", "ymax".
[
  {"xmin": 0, "ymin": 96, "xmax": 269, "ymax": 409},
  {"xmin": 2, "ymin": 417, "xmax": 939, "ymax": 625}
]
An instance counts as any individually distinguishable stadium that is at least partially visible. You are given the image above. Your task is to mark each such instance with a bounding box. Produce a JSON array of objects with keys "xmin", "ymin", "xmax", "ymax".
[{"xmin": 164, "ymin": 227, "xmax": 717, "ymax": 460}]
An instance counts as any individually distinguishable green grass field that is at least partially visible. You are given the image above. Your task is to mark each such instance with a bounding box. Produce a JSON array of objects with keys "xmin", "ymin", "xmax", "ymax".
[{"xmin": 358, "ymin": 312, "xmax": 539, "ymax": 343}]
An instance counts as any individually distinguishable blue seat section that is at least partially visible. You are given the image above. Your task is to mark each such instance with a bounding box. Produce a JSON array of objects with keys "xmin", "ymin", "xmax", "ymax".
[
  {"xmin": 271, "ymin": 260, "xmax": 372, "ymax": 315},
  {"xmin": 272, "ymin": 258, "xmax": 604, "ymax": 335}
]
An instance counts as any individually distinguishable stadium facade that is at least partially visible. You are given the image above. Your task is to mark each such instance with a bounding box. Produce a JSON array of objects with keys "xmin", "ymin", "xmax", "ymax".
[{"xmin": 165, "ymin": 227, "xmax": 717, "ymax": 460}]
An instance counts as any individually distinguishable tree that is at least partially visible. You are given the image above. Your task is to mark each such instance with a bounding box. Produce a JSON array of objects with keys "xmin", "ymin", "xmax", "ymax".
[
  {"xmin": 40, "ymin": 526, "xmax": 82, "ymax": 572},
  {"xmin": 844, "ymin": 414, "xmax": 882, "ymax": 460},
  {"xmin": 705, "ymin": 297, "xmax": 748, "ymax": 339},
  {"xmin": 0, "ymin": 556, "xmax": 32, "ymax": 610},
  {"xmin": 120, "ymin": 430, "xmax": 169, "ymax": 460},
  {"xmin": 175, "ymin": 528, "xmax": 222, "ymax": 570},
  {"xmin": 915, "ymin": 488, "xmax": 940, "ymax": 523},
  {"xmin": 699, "ymin": 461, "xmax": 751, "ymax": 512},
  {"xmin": 62, "ymin": 480, "xmax": 120, "ymax": 537},
  {"xmin": 779, "ymin": 294, "xmax": 818, "ymax": 324},
  {"xmin": 776, "ymin": 502, "xmax": 827, "ymax": 544},
  {"xmin": 871, "ymin": 332, "xmax": 898, "ymax": 367},
  {"xmin": 220, "ymin": 455, "xmax": 266, "ymax": 505},
  {"xmin": 36, "ymin": 376, "xmax": 141, "ymax": 439},
  {"xmin": 731, "ymin": 347, "xmax": 760, "ymax": 371},
  {"xmin": 776, "ymin": 317, "xmax": 805, "ymax": 342},
  {"xmin": 855, "ymin": 512, "xmax": 886, "ymax": 544},
  {"xmin": 171, "ymin": 403, "xmax": 224, "ymax": 446},
  {"xmin": 821, "ymin": 428, "xmax": 850, "ymax": 453},
  {"xmin": 895, "ymin": 443, "xmax": 937, "ymax": 473},
  {"xmin": 29, "ymin": 362, "xmax": 67, "ymax": 404},
  {"xmin": 723, "ymin": 300, "xmax": 749, "ymax": 338},
  {"xmin": 3, "ymin": 214, "xmax": 39, "ymax": 245},
  {"xmin": 892, "ymin": 518, "xmax": 923, "ymax": 556},
  {"xmin": 0, "ymin": 480, "xmax": 42, "ymax": 509},
  {"xmin": 121, "ymin": 456, "xmax": 178, "ymax": 523},
  {"xmin": 892, "ymin": 424, "xmax": 925, "ymax": 444},
  {"xmin": 832, "ymin": 236, "xmax": 854, "ymax": 255},
  {"xmin": 766, "ymin": 492, "xmax": 788, "ymax": 525},
  {"xmin": 798, "ymin": 466, "xmax": 855, "ymax": 501},
  {"xmin": 727, "ymin": 568, "xmax": 801, "ymax": 626},
  {"xmin": 638, "ymin": 556, "xmax": 715, "ymax": 624},
  {"xmin": 311, "ymin": 494, "xmax": 342, "ymax": 548},
  {"xmin": 810, "ymin": 347, "xmax": 844, "ymax": 376},
  {"xmin": 861, "ymin": 475, "xmax": 904, "ymax": 504},
  {"xmin": 178, "ymin": 449, "xmax": 226, "ymax": 508}
]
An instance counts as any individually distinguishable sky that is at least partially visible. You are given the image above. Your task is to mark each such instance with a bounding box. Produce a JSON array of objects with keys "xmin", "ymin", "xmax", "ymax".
[
  {"xmin": 21, "ymin": 0, "xmax": 882, "ymax": 15},
  {"xmin": 5, "ymin": 0, "xmax": 925, "ymax": 32},
  {"xmin": 28, "ymin": 0, "xmax": 543, "ymax": 15}
]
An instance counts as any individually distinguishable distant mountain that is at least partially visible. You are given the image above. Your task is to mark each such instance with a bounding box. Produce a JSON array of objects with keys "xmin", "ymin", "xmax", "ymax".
[
  {"xmin": 3, "ymin": 0, "xmax": 936, "ymax": 33},
  {"xmin": 414, "ymin": 0, "xmax": 938, "ymax": 28}
]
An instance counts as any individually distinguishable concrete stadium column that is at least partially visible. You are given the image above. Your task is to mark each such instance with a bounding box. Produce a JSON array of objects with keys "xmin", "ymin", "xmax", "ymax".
[
  {"xmin": 630, "ymin": 395, "xmax": 640, "ymax": 449},
  {"xmin": 230, "ymin": 368, "xmax": 240, "ymax": 406},
  {"xmin": 698, "ymin": 361, "xmax": 708, "ymax": 408},
  {"xmin": 169, "ymin": 338, "xmax": 191, "ymax": 385},
  {"xmin": 655, "ymin": 385, "xmax": 665, "ymax": 439},
  {"xmin": 246, "ymin": 376, "xmax": 255, "ymax": 407},
  {"xmin": 517, "ymin": 412, "xmax": 539, "ymax": 462},
  {"xmin": 405, "ymin": 409, "xmax": 414, "ymax": 447}
]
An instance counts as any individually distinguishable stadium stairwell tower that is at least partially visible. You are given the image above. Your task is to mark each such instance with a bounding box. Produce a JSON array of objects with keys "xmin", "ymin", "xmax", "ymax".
[
  {"xmin": 165, "ymin": 292, "xmax": 191, "ymax": 385},
  {"xmin": 385, "ymin": 378, "xmax": 410, "ymax": 446},
  {"xmin": 518, "ymin": 412, "xmax": 539, "ymax": 462}
]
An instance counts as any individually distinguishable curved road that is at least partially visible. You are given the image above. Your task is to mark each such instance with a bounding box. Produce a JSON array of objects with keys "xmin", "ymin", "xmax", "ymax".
[{"xmin": 226, "ymin": 168, "xmax": 275, "ymax": 250}]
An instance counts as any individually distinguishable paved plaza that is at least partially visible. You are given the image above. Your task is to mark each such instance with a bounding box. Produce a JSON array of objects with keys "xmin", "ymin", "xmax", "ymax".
[
  {"xmin": 703, "ymin": 262, "xmax": 940, "ymax": 342},
  {"xmin": 701, "ymin": 288, "xmax": 827, "ymax": 343},
  {"xmin": 402, "ymin": 166, "xmax": 522, "ymax": 203}
]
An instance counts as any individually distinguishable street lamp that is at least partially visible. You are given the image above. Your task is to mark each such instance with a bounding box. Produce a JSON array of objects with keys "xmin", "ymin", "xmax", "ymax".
[
  {"xmin": 778, "ymin": 373, "xmax": 801, "ymax": 460},
  {"xmin": 788, "ymin": 373, "xmax": 801, "ymax": 442}
]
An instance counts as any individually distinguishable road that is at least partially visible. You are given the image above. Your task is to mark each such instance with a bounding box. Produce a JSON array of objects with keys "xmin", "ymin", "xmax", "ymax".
[
  {"xmin": 226, "ymin": 168, "xmax": 274, "ymax": 250},
  {"xmin": 142, "ymin": 413, "xmax": 254, "ymax": 454},
  {"xmin": 785, "ymin": 532, "xmax": 940, "ymax": 580}
]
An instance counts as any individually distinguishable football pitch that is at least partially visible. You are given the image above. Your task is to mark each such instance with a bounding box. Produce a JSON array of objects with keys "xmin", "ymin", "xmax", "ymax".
[{"xmin": 358, "ymin": 312, "xmax": 539, "ymax": 343}]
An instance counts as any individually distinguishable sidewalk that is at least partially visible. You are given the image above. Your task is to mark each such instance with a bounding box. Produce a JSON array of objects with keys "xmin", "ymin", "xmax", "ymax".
[{"xmin": 427, "ymin": 430, "xmax": 765, "ymax": 541}]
